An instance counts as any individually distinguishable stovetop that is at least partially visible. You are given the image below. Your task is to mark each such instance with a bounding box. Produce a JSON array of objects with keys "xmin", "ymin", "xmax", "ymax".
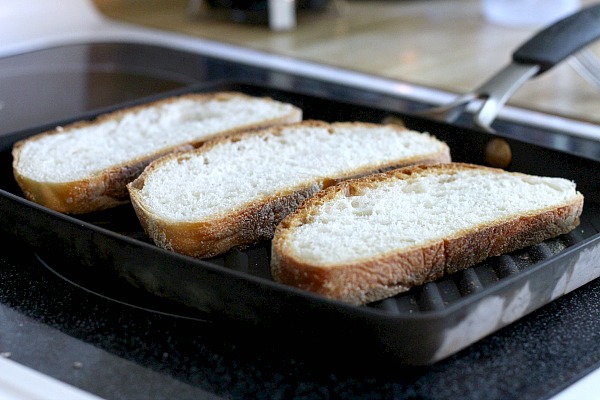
[
  {"xmin": 3, "ymin": 232, "xmax": 600, "ymax": 399},
  {"xmin": 1, "ymin": 39, "xmax": 600, "ymax": 399}
]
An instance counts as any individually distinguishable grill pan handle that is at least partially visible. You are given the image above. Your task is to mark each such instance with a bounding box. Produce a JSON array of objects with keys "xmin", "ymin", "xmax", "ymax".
[
  {"xmin": 417, "ymin": 4, "xmax": 600, "ymax": 132},
  {"xmin": 513, "ymin": 4, "xmax": 600, "ymax": 74}
]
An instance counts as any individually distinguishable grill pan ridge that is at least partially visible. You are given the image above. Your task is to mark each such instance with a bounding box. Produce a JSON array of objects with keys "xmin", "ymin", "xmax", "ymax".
[{"xmin": 1, "ymin": 82, "xmax": 599, "ymax": 365}]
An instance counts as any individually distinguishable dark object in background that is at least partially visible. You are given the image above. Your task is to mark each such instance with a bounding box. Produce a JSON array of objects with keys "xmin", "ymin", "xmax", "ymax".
[
  {"xmin": 207, "ymin": 0, "xmax": 330, "ymax": 11},
  {"xmin": 200, "ymin": 0, "xmax": 331, "ymax": 24}
]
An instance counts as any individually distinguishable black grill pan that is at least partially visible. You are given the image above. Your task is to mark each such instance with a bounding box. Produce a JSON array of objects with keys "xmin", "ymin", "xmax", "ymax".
[{"xmin": 1, "ymin": 82, "xmax": 599, "ymax": 365}]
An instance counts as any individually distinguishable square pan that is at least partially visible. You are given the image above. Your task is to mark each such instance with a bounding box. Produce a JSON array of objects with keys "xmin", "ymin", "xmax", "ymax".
[{"xmin": 2, "ymin": 81, "xmax": 599, "ymax": 365}]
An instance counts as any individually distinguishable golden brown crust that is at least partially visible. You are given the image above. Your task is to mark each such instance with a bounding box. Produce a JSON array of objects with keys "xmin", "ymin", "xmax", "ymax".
[
  {"xmin": 11, "ymin": 92, "xmax": 302, "ymax": 214},
  {"xmin": 127, "ymin": 121, "xmax": 451, "ymax": 258},
  {"xmin": 130, "ymin": 183, "xmax": 322, "ymax": 258},
  {"xmin": 270, "ymin": 163, "xmax": 584, "ymax": 305}
]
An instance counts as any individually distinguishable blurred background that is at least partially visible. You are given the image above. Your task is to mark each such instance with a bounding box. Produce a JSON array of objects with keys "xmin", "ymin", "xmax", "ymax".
[{"xmin": 92, "ymin": 0, "xmax": 600, "ymax": 125}]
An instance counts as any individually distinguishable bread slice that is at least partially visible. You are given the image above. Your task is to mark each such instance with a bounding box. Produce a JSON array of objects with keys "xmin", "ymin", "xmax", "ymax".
[
  {"xmin": 271, "ymin": 163, "xmax": 584, "ymax": 305},
  {"xmin": 11, "ymin": 92, "xmax": 302, "ymax": 214},
  {"xmin": 127, "ymin": 121, "xmax": 451, "ymax": 258}
]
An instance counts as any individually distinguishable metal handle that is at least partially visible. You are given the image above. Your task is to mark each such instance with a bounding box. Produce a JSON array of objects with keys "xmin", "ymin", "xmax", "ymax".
[
  {"xmin": 513, "ymin": 4, "xmax": 600, "ymax": 74},
  {"xmin": 472, "ymin": 4, "xmax": 600, "ymax": 131},
  {"xmin": 415, "ymin": 4, "xmax": 600, "ymax": 132}
]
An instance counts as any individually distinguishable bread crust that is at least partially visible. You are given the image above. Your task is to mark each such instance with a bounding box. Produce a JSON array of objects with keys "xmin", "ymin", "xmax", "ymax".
[
  {"xmin": 127, "ymin": 121, "xmax": 451, "ymax": 258},
  {"xmin": 270, "ymin": 163, "xmax": 584, "ymax": 305},
  {"xmin": 130, "ymin": 179, "xmax": 322, "ymax": 258},
  {"xmin": 12, "ymin": 92, "xmax": 302, "ymax": 214}
]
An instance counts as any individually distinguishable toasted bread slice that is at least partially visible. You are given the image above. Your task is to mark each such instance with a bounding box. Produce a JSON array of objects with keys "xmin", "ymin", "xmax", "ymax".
[
  {"xmin": 127, "ymin": 121, "xmax": 451, "ymax": 258},
  {"xmin": 12, "ymin": 92, "xmax": 302, "ymax": 214},
  {"xmin": 271, "ymin": 163, "xmax": 584, "ymax": 305}
]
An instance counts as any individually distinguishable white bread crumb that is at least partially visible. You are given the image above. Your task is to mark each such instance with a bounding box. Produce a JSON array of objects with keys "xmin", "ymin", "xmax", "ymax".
[
  {"xmin": 134, "ymin": 123, "xmax": 449, "ymax": 221},
  {"xmin": 284, "ymin": 168, "xmax": 578, "ymax": 264}
]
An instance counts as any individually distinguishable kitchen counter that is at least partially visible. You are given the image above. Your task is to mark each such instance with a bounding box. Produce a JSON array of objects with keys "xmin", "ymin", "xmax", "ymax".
[{"xmin": 93, "ymin": 0, "xmax": 600, "ymax": 125}]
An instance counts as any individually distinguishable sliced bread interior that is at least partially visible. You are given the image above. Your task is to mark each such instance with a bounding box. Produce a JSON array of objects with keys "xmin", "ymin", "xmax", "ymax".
[
  {"xmin": 127, "ymin": 120, "xmax": 451, "ymax": 258},
  {"xmin": 271, "ymin": 163, "xmax": 584, "ymax": 305},
  {"xmin": 12, "ymin": 92, "xmax": 302, "ymax": 214}
]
